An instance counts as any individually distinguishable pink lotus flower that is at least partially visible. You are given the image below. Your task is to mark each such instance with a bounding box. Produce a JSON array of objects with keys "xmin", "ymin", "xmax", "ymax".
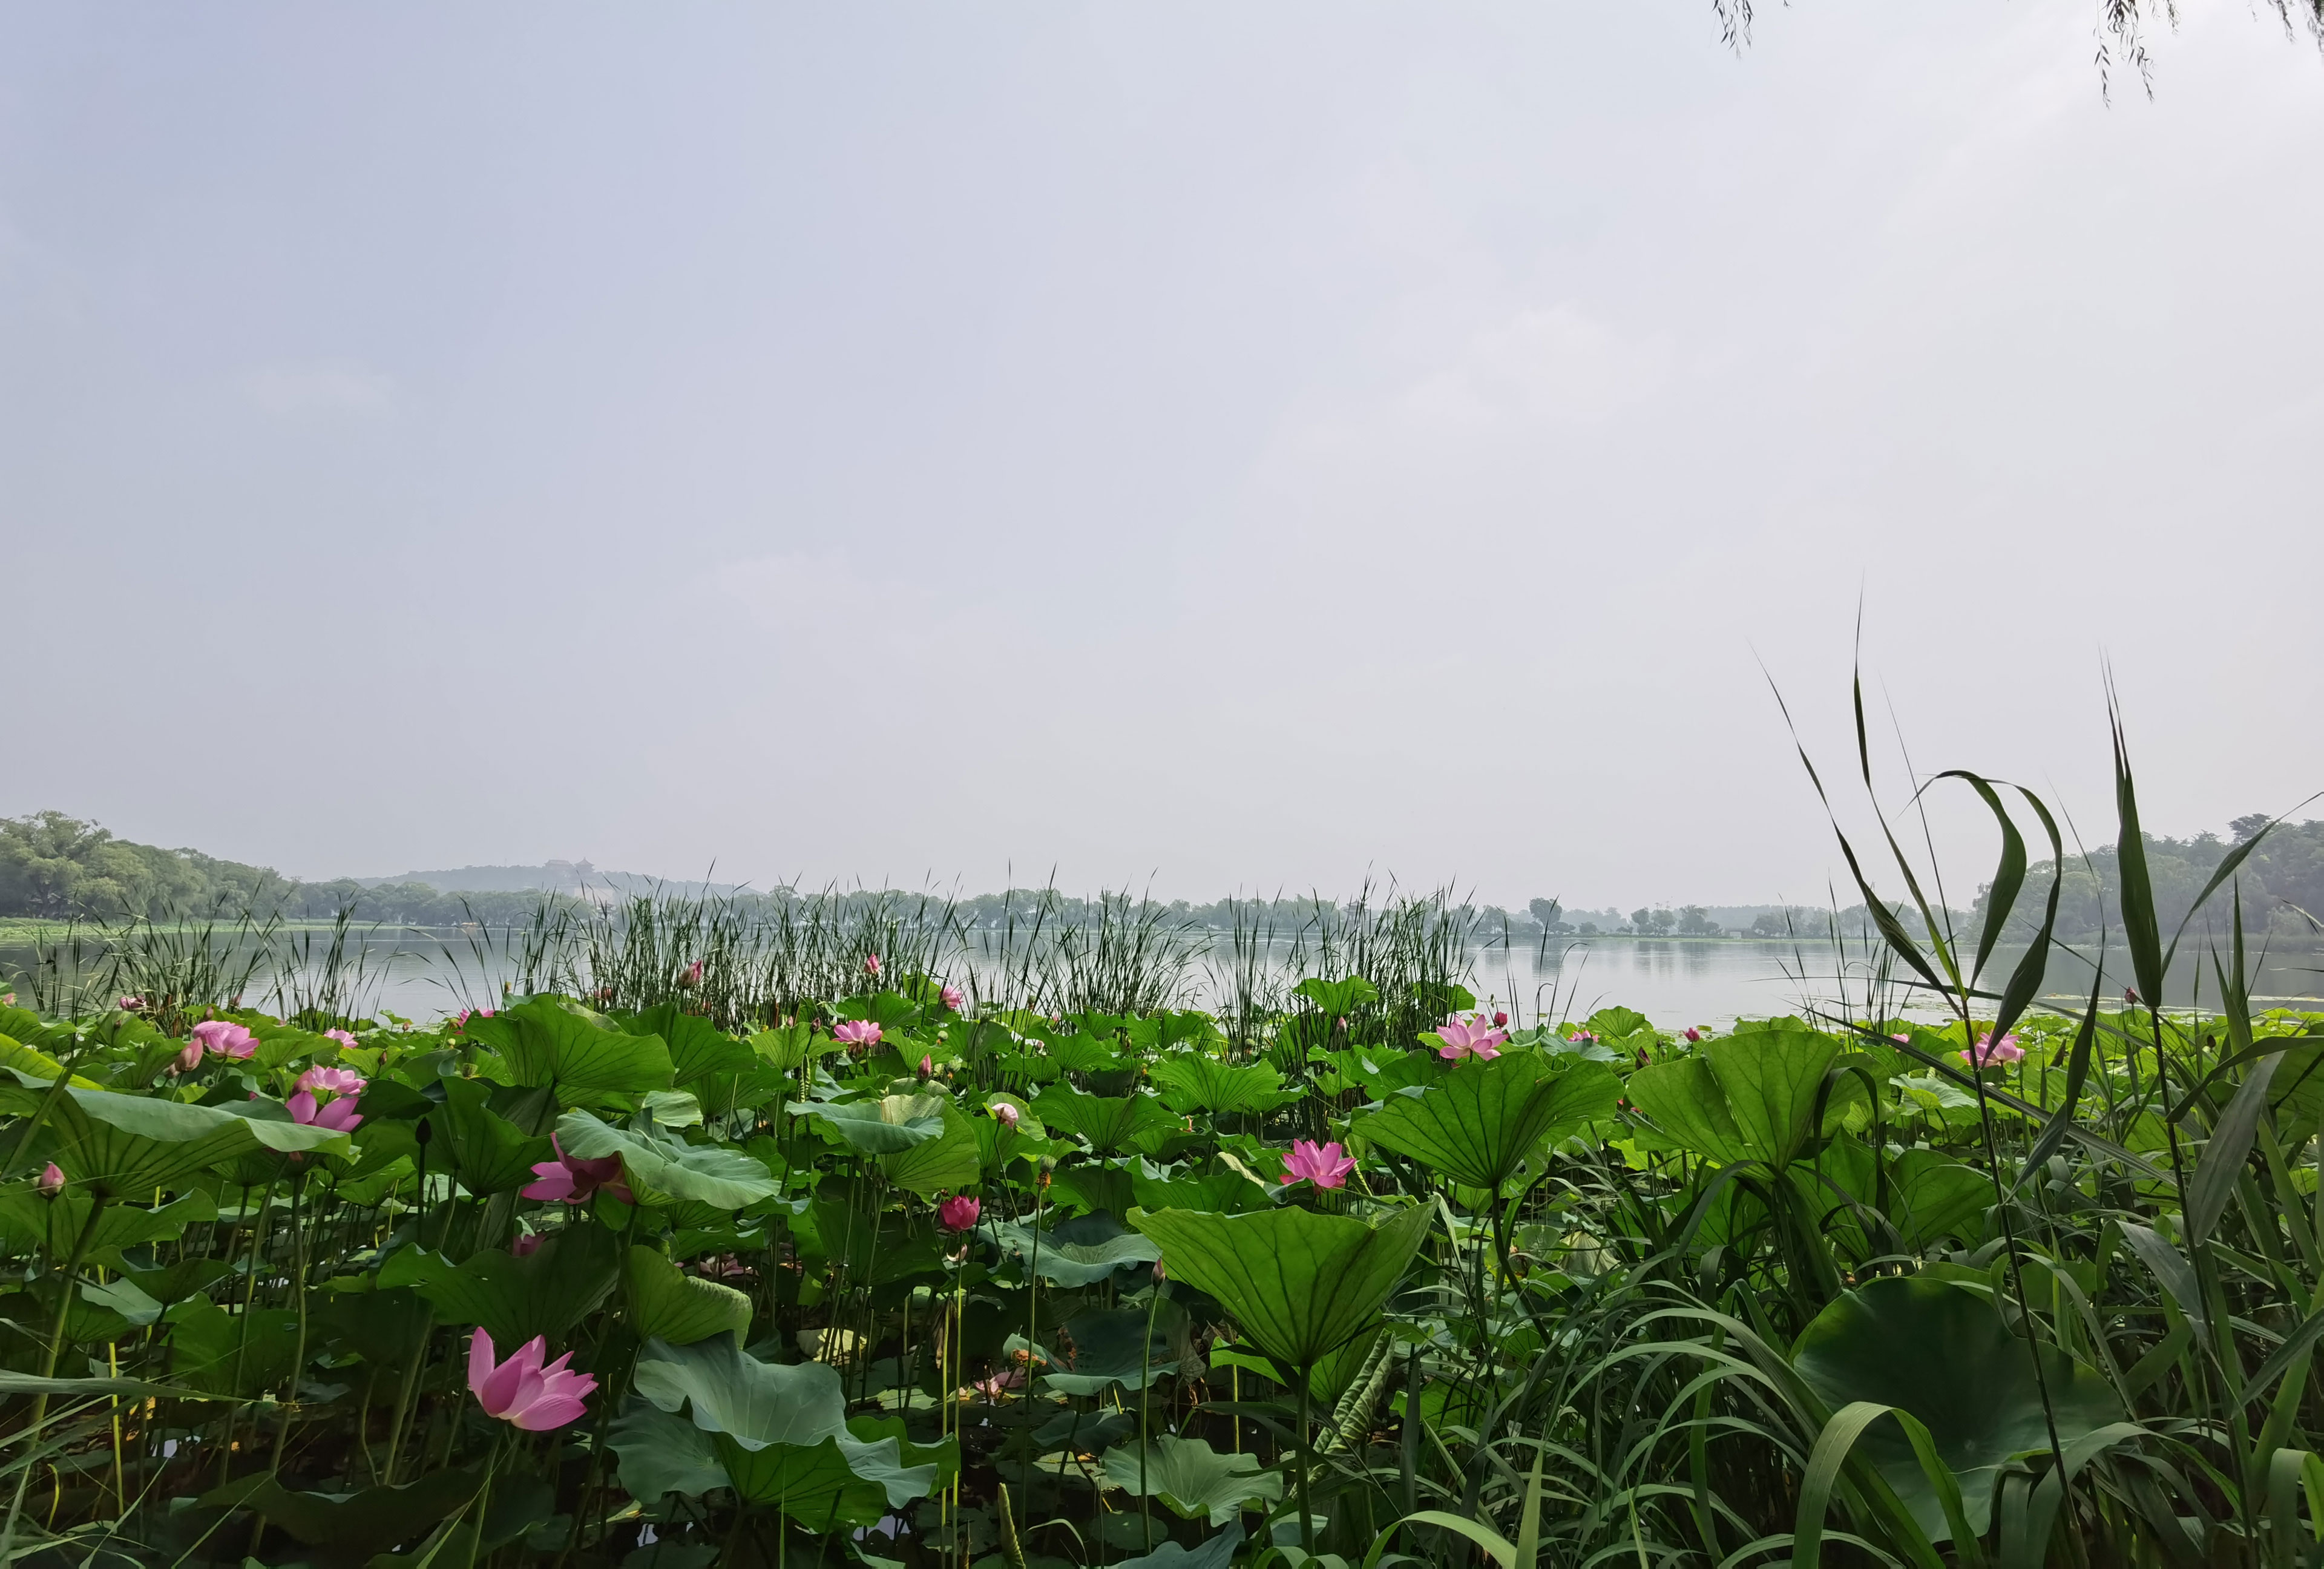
[
  {"xmin": 938, "ymin": 1195, "xmax": 981, "ymax": 1231},
  {"xmin": 968, "ymin": 1367, "xmax": 1024, "ymax": 1402},
  {"xmin": 467, "ymin": 1327, "xmax": 596, "ymax": 1431},
  {"xmin": 324, "ymin": 1028, "xmax": 359, "ymax": 1048},
  {"xmin": 510, "ymin": 1232, "xmax": 542, "ymax": 1258},
  {"xmin": 289, "ymin": 1067, "xmax": 366, "ymax": 1133},
  {"xmin": 1962, "ymin": 1033, "xmax": 2024, "ymax": 1067},
  {"xmin": 939, "ymin": 984, "xmax": 965, "ymax": 1011},
  {"xmin": 1434, "ymin": 1016, "xmax": 1508, "ymax": 1061},
  {"xmin": 678, "ymin": 959, "xmax": 703, "ymax": 988},
  {"xmin": 1492, "ymin": 1010, "xmax": 1509, "ymax": 1027},
  {"xmin": 1892, "ymin": 1033, "xmax": 1911, "ymax": 1044},
  {"xmin": 918, "ymin": 1054, "xmax": 934, "ymax": 1081},
  {"xmin": 1152, "ymin": 1257, "xmax": 1166, "ymax": 1282},
  {"xmin": 119, "ymin": 995, "xmax": 145, "ymax": 1012},
  {"xmin": 993, "ymin": 1102, "xmax": 1021, "ymax": 1131},
  {"xmin": 1684, "ymin": 1027, "xmax": 1702, "ymax": 1043},
  {"xmin": 171, "ymin": 1041, "xmax": 204, "ymax": 1075},
  {"xmin": 1281, "ymin": 1139, "xmax": 1355, "ymax": 1189},
  {"xmin": 298, "ymin": 1065, "xmax": 366, "ymax": 1096},
  {"xmin": 863, "ymin": 953, "xmax": 882, "ymax": 979},
  {"xmin": 191, "ymin": 1020, "xmax": 257, "ymax": 1059},
  {"xmin": 832, "ymin": 1020, "xmax": 882, "ymax": 1052},
  {"xmin": 36, "ymin": 1162, "xmax": 64, "ymax": 1197},
  {"xmin": 522, "ymin": 1136, "xmax": 634, "ymax": 1205}
]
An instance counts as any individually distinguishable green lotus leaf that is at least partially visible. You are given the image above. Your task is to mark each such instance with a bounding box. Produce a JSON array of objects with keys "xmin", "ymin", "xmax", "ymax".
[
  {"xmin": 438, "ymin": 1077, "xmax": 553, "ymax": 1196},
  {"xmin": 1793, "ymin": 1275, "xmax": 2122, "ymax": 1541},
  {"xmin": 625, "ymin": 1245, "xmax": 751, "ymax": 1347},
  {"xmin": 1112, "ymin": 1524, "xmax": 1244, "ymax": 1569},
  {"xmin": 880, "ymin": 1103, "xmax": 980, "ymax": 1196},
  {"xmin": 2, "ymin": 1072, "xmax": 349, "ymax": 1196},
  {"xmin": 1043, "ymin": 1302, "xmax": 1181, "ymax": 1395},
  {"xmin": 464, "ymin": 997, "xmax": 674, "ymax": 1103},
  {"xmin": 0, "ymin": 1187, "xmax": 215, "ymax": 1260},
  {"xmin": 378, "ymin": 1222, "xmax": 622, "ymax": 1348},
  {"xmin": 609, "ymin": 1400, "xmax": 731, "ymax": 1502},
  {"xmin": 1149, "ymin": 1056, "xmax": 1294, "ymax": 1117},
  {"xmin": 1356, "ymin": 1053, "xmax": 1618, "ymax": 1192},
  {"xmin": 1132, "ymin": 1203, "xmax": 1432, "ymax": 1375},
  {"xmin": 990, "ymin": 1211, "xmax": 1161, "ymax": 1287},
  {"xmin": 1031, "ymin": 1086, "xmax": 1182, "ymax": 1155},
  {"xmin": 1101, "ymin": 1435, "xmax": 1282, "ymax": 1525},
  {"xmin": 167, "ymin": 1298, "xmax": 302, "ymax": 1396},
  {"xmin": 554, "ymin": 1111, "xmax": 780, "ymax": 1209},
  {"xmin": 224, "ymin": 1470, "xmax": 483, "ymax": 1555},
  {"xmin": 626, "ymin": 1005, "xmax": 757, "ymax": 1088},
  {"xmin": 632, "ymin": 1334, "xmax": 847, "ymax": 1449},
  {"xmin": 1624, "ymin": 1025, "xmax": 1842, "ymax": 1169},
  {"xmin": 786, "ymin": 1096, "xmax": 945, "ymax": 1156},
  {"xmin": 712, "ymin": 1426, "xmax": 939, "ymax": 1526},
  {"xmin": 1291, "ymin": 976, "xmax": 1381, "ymax": 1017}
]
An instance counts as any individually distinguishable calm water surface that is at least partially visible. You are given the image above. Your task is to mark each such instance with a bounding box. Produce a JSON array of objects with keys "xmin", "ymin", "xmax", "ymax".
[{"xmin": 8, "ymin": 930, "xmax": 2319, "ymax": 1028}]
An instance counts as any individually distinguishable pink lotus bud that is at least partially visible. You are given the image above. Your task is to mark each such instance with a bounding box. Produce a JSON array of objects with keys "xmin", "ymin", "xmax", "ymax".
[
  {"xmin": 510, "ymin": 1232, "xmax": 543, "ymax": 1258},
  {"xmin": 36, "ymin": 1162, "xmax": 64, "ymax": 1197},
  {"xmin": 994, "ymin": 1102, "xmax": 1021, "ymax": 1130},
  {"xmin": 864, "ymin": 953, "xmax": 882, "ymax": 979},
  {"xmin": 119, "ymin": 995, "xmax": 145, "ymax": 1012},
  {"xmin": 917, "ymin": 1054, "xmax": 934, "ymax": 1081},
  {"xmin": 1684, "ymin": 1027, "xmax": 1702, "ymax": 1043},
  {"xmin": 173, "ymin": 1041, "xmax": 205, "ymax": 1074},
  {"xmin": 1493, "ymin": 1011, "xmax": 1509, "ymax": 1027},
  {"xmin": 678, "ymin": 959, "xmax": 703, "ymax": 988},
  {"xmin": 939, "ymin": 984, "xmax": 964, "ymax": 1011}
]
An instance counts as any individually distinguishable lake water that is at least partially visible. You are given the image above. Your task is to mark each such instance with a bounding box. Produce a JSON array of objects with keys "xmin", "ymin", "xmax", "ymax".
[{"xmin": 9, "ymin": 929, "xmax": 2319, "ymax": 1029}]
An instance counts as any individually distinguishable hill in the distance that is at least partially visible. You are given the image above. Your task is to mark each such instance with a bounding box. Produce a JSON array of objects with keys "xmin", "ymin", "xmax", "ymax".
[{"xmin": 359, "ymin": 861, "xmax": 747, "ymax": 899}]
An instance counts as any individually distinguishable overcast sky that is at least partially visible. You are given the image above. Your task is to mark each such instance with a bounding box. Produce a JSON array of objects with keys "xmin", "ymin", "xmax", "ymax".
[{"xmin": 4, "ymin": 3, "xmax": 2319, "ymax": 910}]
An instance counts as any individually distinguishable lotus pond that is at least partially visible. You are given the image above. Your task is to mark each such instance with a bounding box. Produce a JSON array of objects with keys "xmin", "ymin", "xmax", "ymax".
[{"xmin": 6, "ymin": 721, "xmax": 2324, "ymax": 1569}]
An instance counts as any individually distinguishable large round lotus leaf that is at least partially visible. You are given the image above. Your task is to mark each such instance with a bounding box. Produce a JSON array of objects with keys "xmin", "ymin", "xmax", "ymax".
[
  {"xmin": 1792, "ymin": 1275, "xmax": 2121, "ymax": 1541},
  {"xmin": 1356, "ymin": 1053, "xmax": 1617, "ymax": 1192},
  {"xmin": 1132, "ymin": 1203, "xmax": 1432, "ymax": 1374}
]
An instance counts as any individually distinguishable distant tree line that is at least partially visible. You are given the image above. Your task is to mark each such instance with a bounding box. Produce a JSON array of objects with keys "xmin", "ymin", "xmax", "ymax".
[
  {"xmin": 1975, "ymin": 815, "xmax": 2324, "ymax": 943},
  {"xmin": 0, "ymin": 812, "xmax": 581, "ymax": 926}
]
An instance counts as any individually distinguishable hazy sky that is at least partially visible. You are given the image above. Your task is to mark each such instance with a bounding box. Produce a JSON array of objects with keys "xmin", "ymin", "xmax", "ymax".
[{"xmin": 5, "ymin": 3, "xmax": 2320, "ymax": 910}]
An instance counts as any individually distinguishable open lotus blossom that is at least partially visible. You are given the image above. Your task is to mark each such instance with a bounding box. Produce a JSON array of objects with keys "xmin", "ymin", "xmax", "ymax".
[
  {"xmin": 171, "ymin": 1041, "xmax": 205, "ymax": 1075},
  {"xmin": 1963, "ymin": 1033, "xmax": 2025, "ymax": 1066},
  {"xmin": 939, "ymin": 984, "xmax": 964, "ymax": 1011},
  {"xmin": 1434, "ymin": 1016, "xmax": 1508, "ymax": 1061},
  {"xmin": 1281, "ymin": 1139, "xmax": 1356, "ymax": 1189},
  {"xmin": 863, "ymin": 953, "xmax": 881, "ymax": 978},
  {"xmin": 678, "ymin": 959, "xmax": 703, "ymax": 988},
  {"xmin": 468, "ymin": 1327, "xmax": 596, "ymax": 1430},
  {"xmin": 191, "ymin": 1020, "xmax": 257, "ymax": 1059},
  {"xmin": 1566, "ymin": 1030, "xmax": 1598, "ymax": 1045},
  {"xmin": 938, "ymin": 1194, "xmax": 981, "ymax": 1231},
  {"xmin": 832, "ymin": 1020, "xmax": 882, "ymax": 1052},
  {"xmin": 522, "ymin": 1136, "xmax": 633, "ymax": 1205},
  {"xmin": 36, "ymin": 1162, "xmax": 64, "ymax": 1197},
  {"xmin": 993, "ymin": 1102, "xmax": 1021, "ymax": 1130},
  {"xmin": 324, "ymin": 1028, "xmax": 359, "ymax": 1048},
  {"xmin": 510, "ymin": 1232, "xmax": 543, "ymax": 1258},
  {"xmin": 289, "ymin": 1066, "xmax": 366, "ymax": 1132}
]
